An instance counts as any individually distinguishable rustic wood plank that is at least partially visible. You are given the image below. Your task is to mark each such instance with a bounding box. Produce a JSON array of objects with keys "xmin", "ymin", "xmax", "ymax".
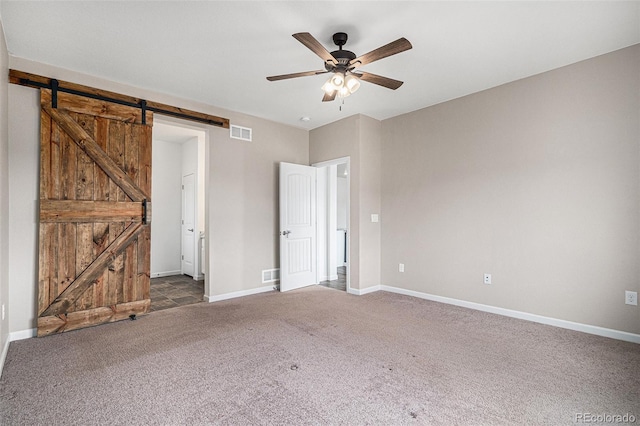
[
  {"xmin": 40, "ymin": 109, "xmax": 51, "ymax": 200},
  {"xmin": 94, "ymin": 118, "xmax": 109, "ymax": 201},
  {"xmin": 146, "ymin": 100, "xmax": 228, "ymax": 128},
  {"xmin": 106, "ymin": 223, "xmax": 124, "ymax": 306},
  {"xmin": 12, "ymin": 70, "xmax": 229, "ymax": 128},
  {"xmin": 38, "ymin": 223, "xmax": 53, "ymax": 315},
  {"xmin": 123, "ymin": 241, "xmax": 136, "ymax": 303},
  {"xmin": 59, "ymin": 120, "xmax": 77, "ymax": 201},
  {"xmin": 137, "ymin": 123, "xmax": 152, "ymax": 300},
  {"xmin": 75, "ymin": 223, "xmax": 94, "ymax": 311},
  {"xmin": 55, "ymin": 90, "xmax": 151, "ymax": 125},
  {"xmin": 42, "ymin": 222, "xmax": 144, "ymax": 317},
  {"xmin": 108, "ymin": 121, "xmax": 126, "ymax": 202},
  {"xmin": 93, "ymin": 117, "xmax": 111, "ymax": 306},
  {"xmin": 94, "ymin": 117, "xmax": 109, "ymax": 308},
  {"xmin": 40, "ymin": 200, "xmax": 143, "ymax": 222},
  {"xmin": 122, "ymin": 123, "xmax": 139, "ymax": 303},
  {"xmin": 93, "ymin": 223, "xmax": 109, "ymax": 308},
  {"xmin": 57, "ymin": 223, "xmax": 76, "ymax": 296},
  {"xmin": 124, "ymin": 123, "xmax": 139, "ymax": 303},
  {"xmin": 138, "ymin": 123, "xmax": 152, "ymax": 199},
  {"xmin": 37, "ymin": 299, "xmax": 150, "ymax": 337},
  {"xmin": 137, "ymin": 227, "xmax": 151, "ymax": 301},
  {"xmin": 50, "ymin": 118, "xmax": 61, "ymax": 200},
  {"xmin": 73, "ymin": 112, "xmax": 95, "ymax": 201},
  {"xmin": 124, "ymin": 123, "xmax": 139, "ymax": 192},
  {"xmin": 43, "ymin": 106, "xmax": 147, "ymax": 202},
  {"xmin": 14, "ymin": 70, "xmax": 143, "ymax": 106}
]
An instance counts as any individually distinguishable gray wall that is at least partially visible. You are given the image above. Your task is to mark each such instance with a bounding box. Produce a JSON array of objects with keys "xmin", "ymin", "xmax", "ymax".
[
  {"xmin": 150, "ymin": 139, "xmax": 182, "ymax": 277},
  {"xmin": 381, "ymin": 45, "xmax": 640, "ymax": 334},
  {"xmin": 6, "ymin": 57, "xmax": 308, "ymax": 333},
  {"xmin": 310, "ymin": 114, "xmax": 382, "ymax": 291}
]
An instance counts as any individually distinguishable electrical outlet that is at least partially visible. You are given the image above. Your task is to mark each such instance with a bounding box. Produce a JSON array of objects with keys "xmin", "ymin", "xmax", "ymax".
[
  {"xmin": 399, "ymin": 263, "xmax": 405, "ymax": 273},
  {"xmin": 625, "ymin": 291, "xmax": 638, "ymax": 306},
  {"xmin": 483, "ymin": 274, "xmax": 491, "ymax": 285}
]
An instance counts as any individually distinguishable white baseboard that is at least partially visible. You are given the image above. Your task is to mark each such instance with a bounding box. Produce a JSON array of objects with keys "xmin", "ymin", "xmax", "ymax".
[
  {"xmin": 328, "ymin": 274, "xmax": 338, "ymax": 281},
  {"xmin": 206, "ymin": 285, "xmax": 274, "ymax": 303},
  {"xmin": 9, "ymin": 328, "xmax": 36, "ymax": 341},
  {"xmin": 0, "ymin": 335, "xmax": 9, "ymax": 378},
  {"xmin": 379, "ymin": 285, "xmax": 640, "ymax": 344},
  {"xmin": 193, "ymin": 273, "xmax": 204, "ymax": 281},
  {"xmin": 150, "ymin": 270, "xmax": 181, "ymax": 278},
  {"xmin": 348, "ymin": 285, "xmax": 380, "ymax": 296}
]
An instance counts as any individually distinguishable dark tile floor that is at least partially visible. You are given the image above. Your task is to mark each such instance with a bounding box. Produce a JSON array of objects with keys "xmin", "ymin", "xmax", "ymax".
[
  {"xmin": 319, "ymin": 266, "xmax": 347, "ymax": 291},
  {"xmin": 150, "ymin": 274, "xmax": 204, "ymax": 312}
]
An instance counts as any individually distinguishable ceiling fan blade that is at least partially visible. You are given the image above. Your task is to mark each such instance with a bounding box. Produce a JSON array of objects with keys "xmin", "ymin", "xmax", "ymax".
[
  {"xmin": 322, "ymin": 90, "xmax": 337, "ymax": 102},
  {"xmin": 266, "ymin": 70, "xmax": 328, "ymax": 81},
  {"xmin": 293, "ymin": 32, "xmax": 337, "ymax": 64},
  {"xmin": 354, "ymin": 72, "xmax": 404, "ymax": 90},
  {"xmin": 349, "ymin": 37, "xmax": 412, "ymax": 68}
]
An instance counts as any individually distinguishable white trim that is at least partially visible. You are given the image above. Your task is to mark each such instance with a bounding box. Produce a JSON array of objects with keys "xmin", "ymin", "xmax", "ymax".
[
  {"xmin": 206, "ymin": 285, "xmax": 274, "ymax": 303},
  {"xmin": 328, "ymin": 274, "xmax": 339, "ymax": 281},
  {"xmin": 0, "ymin": 336, "xmax": 9, "ymax": 377},
  {"xmin": 379, "ymin": 285, "xmax": 640, "ymax": 344},
  {"xmin": 150, "ymin": 270, "xmax": 181, "ymax": 278},
  {"xmin": 312, "ymin": 156, "xmax": 351, "ymax": 295},
  {"xmin": 312, "ymin": 157, "xmax": 350, "ymax": 168},
  {"xmin": 348, "ymin": 285, "xmax": 381, "ymax": 296},
  {"xmin": 153, "ymin": 115, "xmax": 211, "ymax": 306},
  {"xmin": 9, "ymin": 328, "xmax": 36, "ymax": 341}
]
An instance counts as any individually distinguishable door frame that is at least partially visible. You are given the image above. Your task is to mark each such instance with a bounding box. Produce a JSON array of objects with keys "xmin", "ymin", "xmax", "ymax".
[
  {"xmin": 152, "ymin": 116, "xmax": 211, "ymax": 298},
  {"xmin": 312, "ymin": 156, "xmax": 351, "ymax": 294},
  {"xmin": 181, "ymin": 172, "xmax": 196, "ymax": 277}
]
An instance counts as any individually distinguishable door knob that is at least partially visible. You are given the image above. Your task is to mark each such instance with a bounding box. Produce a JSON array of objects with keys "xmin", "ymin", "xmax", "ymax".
[
  {"xmin": 281, "ymin": 230, "xmax": 291, "ymax": 237},
  {"xmin": 188, "ymin": 228, "xmax": 194, "ymax": 232}
]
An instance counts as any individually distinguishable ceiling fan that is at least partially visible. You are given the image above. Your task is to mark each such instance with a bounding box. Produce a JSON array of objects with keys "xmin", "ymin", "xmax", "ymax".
[{"xmin": 266, "ymin": 32, "xmax": 412, "ymax": 102}]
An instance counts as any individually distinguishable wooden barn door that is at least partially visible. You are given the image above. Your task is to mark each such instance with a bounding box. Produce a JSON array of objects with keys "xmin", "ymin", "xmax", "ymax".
[{"xmin": 37, "ymin": 89, "xmax": 152, "ymax": 336}]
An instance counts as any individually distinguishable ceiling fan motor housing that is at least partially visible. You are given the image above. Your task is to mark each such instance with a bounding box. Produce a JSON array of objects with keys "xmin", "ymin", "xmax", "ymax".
[
  {"xmin": 327, "ymin": 32, "xmax": 356, "ymax": 70},
  {"xmin": 333, "ymin": 32, "xmax": 348, "ymax": 46}
]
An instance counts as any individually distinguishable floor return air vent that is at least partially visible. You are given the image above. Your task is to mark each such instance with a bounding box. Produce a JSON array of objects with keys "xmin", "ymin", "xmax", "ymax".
[{"xmin": 262, "ymin": 268, "xmax": 280, "ymax": 283}]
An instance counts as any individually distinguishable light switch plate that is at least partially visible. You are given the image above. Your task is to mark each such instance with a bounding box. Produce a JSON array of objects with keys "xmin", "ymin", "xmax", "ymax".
[{"xmin": 371, "ymin": 214, "xmax": 379, "ymax": 223}]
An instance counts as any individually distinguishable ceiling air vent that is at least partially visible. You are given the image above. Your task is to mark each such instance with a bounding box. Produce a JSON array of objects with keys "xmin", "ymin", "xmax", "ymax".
[{"xmin": 230, "ymin": 125, "xmax": 252, "ymax": 142}]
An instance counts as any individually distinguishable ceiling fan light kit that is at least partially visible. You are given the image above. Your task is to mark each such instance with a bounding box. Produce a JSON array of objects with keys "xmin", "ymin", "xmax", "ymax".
[{"xmin": 267, "ymin": 31, "xmax": 412, "ymax": 102}]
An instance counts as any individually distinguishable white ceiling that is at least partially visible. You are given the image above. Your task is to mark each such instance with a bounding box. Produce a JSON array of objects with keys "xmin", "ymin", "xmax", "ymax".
[{"xmin": 1, "ymin": 1, "xmax": 638, "ymax": 130}]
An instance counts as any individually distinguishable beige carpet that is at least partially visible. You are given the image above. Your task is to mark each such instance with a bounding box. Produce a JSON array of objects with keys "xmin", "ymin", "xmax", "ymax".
[{"xmin": 1, "ymin": 286, "xmax": 638, "ymax": 425}]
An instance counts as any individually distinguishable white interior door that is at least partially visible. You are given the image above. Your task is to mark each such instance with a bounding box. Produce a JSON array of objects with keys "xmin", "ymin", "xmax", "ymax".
[
  {"xmin": 182, "ymin": 173, "xmax": 195, "ymax": 276},
  {"xmin": 280, "ymin": 162, "xmax": 317, "ymax": 292}
]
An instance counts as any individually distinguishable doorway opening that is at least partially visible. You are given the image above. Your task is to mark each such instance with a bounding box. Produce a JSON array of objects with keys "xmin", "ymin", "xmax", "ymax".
[
  {"xmin": 150, "ymin": 119, "xmax": 208, "ymax": 311},
  {"xmin": 314, "ymin": 157, "xmax": 350, "ymax": 292}
]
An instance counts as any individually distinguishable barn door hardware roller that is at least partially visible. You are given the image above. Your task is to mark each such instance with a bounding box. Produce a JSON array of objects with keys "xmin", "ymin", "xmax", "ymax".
[{"xmin": 51, "ymin": 79, "xmax": 59, "ymax": 108}]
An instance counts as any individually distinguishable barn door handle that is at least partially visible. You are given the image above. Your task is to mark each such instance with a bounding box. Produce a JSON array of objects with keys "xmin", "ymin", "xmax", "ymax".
[{"xmin": 142, "ymin": 200, "xmax": 151, "ymax": 224}]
